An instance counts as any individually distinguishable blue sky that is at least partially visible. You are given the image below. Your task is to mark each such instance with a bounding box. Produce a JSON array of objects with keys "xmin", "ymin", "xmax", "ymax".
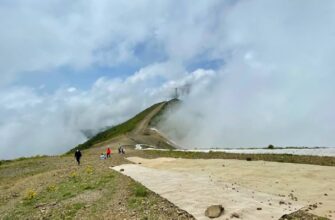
[
  {"xmin": 14, "ymin": 63, "xmax": 142, "ymax": 91},
  {"xmin": 12, "ymin": 52, "xmax": 224, "ymax": 94}
]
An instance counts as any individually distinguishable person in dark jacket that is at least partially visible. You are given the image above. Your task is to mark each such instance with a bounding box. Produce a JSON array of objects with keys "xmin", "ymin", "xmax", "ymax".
[{"xmin": 74, "ymin": 149, "xmax": 82, "ymax": 165}]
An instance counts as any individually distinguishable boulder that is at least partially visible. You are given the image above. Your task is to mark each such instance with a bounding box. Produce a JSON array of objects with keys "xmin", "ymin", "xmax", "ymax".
[{"xmin": 205, "ymin": 205, "xmax": 224, "ymax": 218}]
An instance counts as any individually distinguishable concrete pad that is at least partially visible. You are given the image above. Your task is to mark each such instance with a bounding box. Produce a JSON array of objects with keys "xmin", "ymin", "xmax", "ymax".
[
  {"xmin": 126, "ymin": 157, "xmax": 335, "ymax": 219},
  {"xmin": 112, "ymin": 164, "xmax": 303, "ymax": 220}
]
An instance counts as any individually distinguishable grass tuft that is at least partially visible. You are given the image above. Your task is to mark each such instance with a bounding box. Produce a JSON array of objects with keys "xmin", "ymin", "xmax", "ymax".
[
  {"xmin": 46, "ymin": 185, "xmax": 57, "ymax": 192},
  {"xmin": 85, "ymin": 165, "xmax": 94, "ymax": 174},
  {"xmin": 69, "ymin": 171, "xmax": 78, "ymax": 180},
  {"xmin": 134, "ymin": 184, "xmax": 148, "ymax": 197},
  {"xmin": 24, "ymin": 189, "xmax": 37, "ymax": 200}
]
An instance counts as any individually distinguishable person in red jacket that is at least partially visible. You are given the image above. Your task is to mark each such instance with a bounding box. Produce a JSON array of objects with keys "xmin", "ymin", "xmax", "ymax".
[{"xmin": 106, "ymin": 147, "xmax": 111, "ymax": 158}]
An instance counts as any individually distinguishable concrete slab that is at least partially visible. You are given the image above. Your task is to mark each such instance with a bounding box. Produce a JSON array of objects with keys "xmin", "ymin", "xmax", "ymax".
[{"xmin": 112, "ymin": 163, "xmax": 303, "ymax": 220}]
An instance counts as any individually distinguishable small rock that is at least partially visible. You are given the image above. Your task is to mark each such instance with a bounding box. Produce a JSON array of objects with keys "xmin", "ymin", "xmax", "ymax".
[
  {"xmin": 279, "ymin": 200, "xmax": 286, "ymax": 205},
  {"xmin": 205, "ymin": 205, "xmax": 224, "ymax": 218},
  {"xmin": 231, "ymin": 212, "xmax": 240, "ymax": 218},
  {"xmin": 11, "ymin": 192, "xmax": 19, "ymax": 198},
  {"xmin": 257, "ymin": 207, "xmax": 262, "ymax": 210},
  {"xmin": 324, "ymin": 193, "xmax": 328, "ymax": 196},
  {"xmin": 120, "ymin": 168, "xmax": 124, "ymax": 172},
  {"xmin": 246, "ymin": 157, "xmax": 252, "ymax": 161}
]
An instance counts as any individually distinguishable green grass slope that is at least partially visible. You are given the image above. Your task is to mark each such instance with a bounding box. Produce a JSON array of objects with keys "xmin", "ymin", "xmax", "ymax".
[
  {"xmin": 0, "ymin": 150, "xmax": 193, "ymax": 219},
  {"xmin": 69, "ymin": 102, "xmax": 165, "ymax": 153}
]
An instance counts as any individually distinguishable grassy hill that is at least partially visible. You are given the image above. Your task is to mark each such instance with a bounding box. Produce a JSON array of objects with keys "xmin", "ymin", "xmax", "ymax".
[{"xmin": 69, "ymin": 102, "xmax": 165, "ymax": 153}]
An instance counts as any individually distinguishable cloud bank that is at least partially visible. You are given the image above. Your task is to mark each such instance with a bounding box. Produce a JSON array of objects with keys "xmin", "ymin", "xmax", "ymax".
[
  {"xmin": 1, "ymin": 0, "xmax": 335, "ymax": 158},
  {"xmin": 158, "ymin": 0, "xmax": 335, "ymax": 148}
]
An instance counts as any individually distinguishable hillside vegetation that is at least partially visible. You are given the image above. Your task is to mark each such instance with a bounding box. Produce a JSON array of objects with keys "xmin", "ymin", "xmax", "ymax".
[{"xmin": 69, "ymin": 102, "xmax": 164, "ymax": 153}]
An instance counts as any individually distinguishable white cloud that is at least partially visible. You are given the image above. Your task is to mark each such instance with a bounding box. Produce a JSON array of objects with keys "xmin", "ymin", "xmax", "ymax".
[
  {"xmin": 1, "ymin": 0, "xmax": 335, "ymax": 158},
  {"xmin": 158, "ymin": 0, "xmax": 335, "ymax": 149},
  {"xmin": 0, "ymin": 0, "xmax": 226, "ymax": 85},
  {"xmin": 0, "ymin": 61, "xmax": 209, "ymax": 159}
]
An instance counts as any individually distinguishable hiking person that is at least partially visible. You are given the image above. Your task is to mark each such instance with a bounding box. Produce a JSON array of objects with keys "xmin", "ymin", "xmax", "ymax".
[
  {"xmin": 74, "ymin": 149, "xmax": 82, "ymax": 165},
  {"xmin": 121, "ymin": 147, "xmax": 125, "ymax": 154},
  {"xmin": 118, "ymin": 146, "xmax": 121, "ymax": 154},
  {"xmin": 106, "ymin": 147, "xmax": 111, "ymax": 158}
]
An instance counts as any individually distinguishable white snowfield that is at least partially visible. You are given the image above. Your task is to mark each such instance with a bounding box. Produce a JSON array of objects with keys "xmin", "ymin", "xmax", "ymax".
[{"xmin": 112, "ymin": 157, "xmax": 335, "ymax": 220}]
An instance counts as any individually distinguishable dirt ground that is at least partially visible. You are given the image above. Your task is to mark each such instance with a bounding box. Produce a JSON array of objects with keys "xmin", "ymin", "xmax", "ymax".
[{"xmin": 113, "ymin": 157, "xmax": 335, "ymax": 220}]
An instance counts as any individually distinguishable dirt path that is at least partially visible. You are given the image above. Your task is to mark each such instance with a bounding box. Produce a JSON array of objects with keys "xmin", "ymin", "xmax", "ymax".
[
  {"xmin": 93, "ymin": 101, "xmax": 175, "ymax": 151},
  {"xmin": 113, "ymin": 157, "xmax": 335, "ymax": 220},
  {"xmin": 132, "ymin": 102, "xmax": 166, "ymax": 135},
  {"xmin": 119, "ymin": 101, "xmax": 178, "ymax": 149}
]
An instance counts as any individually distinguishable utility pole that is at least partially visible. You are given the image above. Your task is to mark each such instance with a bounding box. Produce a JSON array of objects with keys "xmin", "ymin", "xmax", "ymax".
[{"xmin": 174, "ymin": 87, "xmax": 179, "ymax": 99}]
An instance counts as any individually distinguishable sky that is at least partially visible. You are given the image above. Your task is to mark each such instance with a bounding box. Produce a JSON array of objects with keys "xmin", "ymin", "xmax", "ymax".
[{"xmin": 1, "ymin": 0, "xmax": 335, "ymax": 159}]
